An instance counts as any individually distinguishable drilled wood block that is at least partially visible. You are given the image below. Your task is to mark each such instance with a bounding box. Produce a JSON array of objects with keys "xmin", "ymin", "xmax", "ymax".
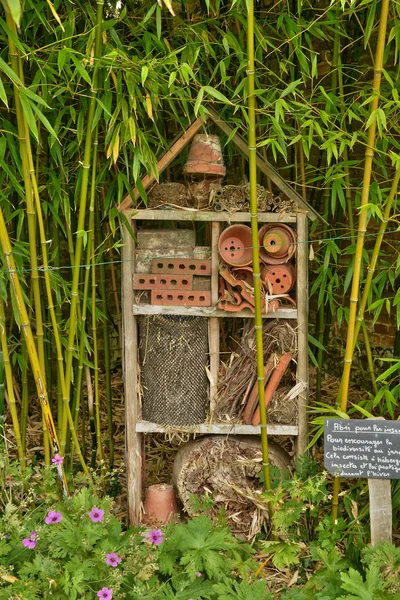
[
  {"xmin": 151, "ymin": 290, "xmax": 211, "ymax": 307},
  {"xmin": 151, "ymin": 258, "xmax": 211, "ymax": 276},
  {"xmin": 133, "ymin": 273, "xmax": 193, "ymax": 290}
]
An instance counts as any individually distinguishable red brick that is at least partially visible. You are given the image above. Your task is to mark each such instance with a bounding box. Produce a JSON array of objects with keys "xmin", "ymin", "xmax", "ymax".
[
  {"xmin": 133, "ymin": 273, "xmax": 193, "ymax": 290},
  {"xmin": 373, "ymin": 323, "xmax": 389, "ymax": 335},
  {"xmin": 151, "ymin": 290, "xmax": 211, "ymax": 307},
  {"xmin": 151, "ymin": 258, "xmax": 211, "ymax": 276}
]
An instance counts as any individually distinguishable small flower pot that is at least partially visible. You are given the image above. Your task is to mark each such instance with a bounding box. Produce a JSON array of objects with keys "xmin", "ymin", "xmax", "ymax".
[
  {"xmin": 142, "ymin": 483, "xmax": 179, "ymax": 527},
  {"xmin": 258, "ymin": 224, "xmax": 296, "ymax": 264},
  {"xmin": 261, "ymin": 263, "xmax": 295, "ymax": 294},
  {"xmin": 183, "ymin": 134, "xmax": 226, "ymax": 177},
  {"xmin": 218, "ymin": 225, "xmax": 253, "ymax": 267}
]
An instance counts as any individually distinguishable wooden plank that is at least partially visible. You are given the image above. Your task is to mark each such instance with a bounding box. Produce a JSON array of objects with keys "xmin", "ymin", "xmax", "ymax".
[
  {"xmin": 118, "ymin": 118, "xmax": 205, "ymax": 212},
  {"xmin": 367, "ymin": 417, "xmax": 392, "ymax": 546},
  {"xmin": 127, "ymin": 209, "xmax": 296, "ymax": 223},
  {"xmin": 132, "ymin": 303, "xmax": 298, "ymax": 319},
  {"xmin": 209, "ymin": 222, "xmax": 220, "ymax": 415},
  {"xmin": 136, "ymin": 420, "xmax": 299, "ymax": 436},
  {"xmin": 207, "ymin": 108, "xmax": 325, "ymax": 224},
  {"xmin": 122, "ymin": 221, "xmax": 142, "ymax": 525},
  {"xmin": 296, "ymin": 213, "xmax": 309, "ymax": 455},
  {"xmin": 368, "ymin": 478, "xmax": 392, "ymax": 545}
]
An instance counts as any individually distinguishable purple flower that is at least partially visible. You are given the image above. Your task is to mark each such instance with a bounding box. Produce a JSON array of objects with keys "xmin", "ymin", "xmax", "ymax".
[
  {"xmin": 45, "ymin": 510, "xmax": 63, "ymax": 525},
  {"xmin": 196, "ymin": 572, "xmax": 202, "ymax": 577},
  {"xmin": 97, "ymin": 587, "xmax": 113, "ymax": 600},
  {"xmin": 51, "ymin": 454, "xmax": 64, "ymax": 465},
  {"xmin": 89, "ymin": 507, "xmax": 104, "ymax": 523},
  {"xmin": 149, "ymin": 529, "xmax": 163, "ymax": 546},
  {"xmin": 22, "ymin": 538, "xmax": 37, "ymax": 549},
  {"xmin": 106, "ymin": 552, "xmax": 122, "ymax": 567}
]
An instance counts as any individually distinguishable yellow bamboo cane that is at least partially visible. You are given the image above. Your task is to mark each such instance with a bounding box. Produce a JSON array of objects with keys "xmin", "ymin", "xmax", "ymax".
[
  {"xmin": 247, "ymin": 0, "xmax": 272, "ymax": 502},
  {"xmin": 0, "ymin": 299, "xmax": 25, "ymax": 469},
  {"xmin": 61, "ymin": 0, "xmax": 104, "ymax": 451},
  {"xmin": 338, "ymin": 0, "xmax": 390, "ymax": 413},
  {"xmin": 4, "ymin": 12, "xmax": 89, "ymax": 473},
  {"xmin": 4, "ymin": 8, "xmax": 50, "ymax": 463},
  {"xmin": 0, "ymin": 209, "xmax": 68, "ymax": 495},
  {"xmin": 333, "ymin": 0, "xmax": 390, "ymax": 521}
]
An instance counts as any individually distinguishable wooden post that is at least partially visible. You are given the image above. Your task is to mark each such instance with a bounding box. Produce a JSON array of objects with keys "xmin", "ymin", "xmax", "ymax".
[
  {"xmin": 368, "ymin": 478, "xmax": 392, "ymax": 545},
  {"xmin": 209, "ymin": 221, "xmax": 220, "ymax": 416},
  {"xmin": 367, "ymin": 418, "xmax": 392, "ymax": 545},
  {"xmin": 296, "ymin": 212, "xmax": 309, "ymax": 454},
  {"xmin": 122, "ymin": 222, "xmax": 142, "ymax": 525}
]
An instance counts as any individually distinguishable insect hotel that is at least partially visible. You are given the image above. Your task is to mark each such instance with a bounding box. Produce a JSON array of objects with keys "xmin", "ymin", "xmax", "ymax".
[{"xmin": 120, "ymin": 111, "xmax": 323, "ymax": 532}]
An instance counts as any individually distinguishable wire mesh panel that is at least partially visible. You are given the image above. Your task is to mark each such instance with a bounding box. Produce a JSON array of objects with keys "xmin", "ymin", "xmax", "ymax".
[{"xmin": 138, "ymin": 315, "xmax": 209, "ymax": 425}]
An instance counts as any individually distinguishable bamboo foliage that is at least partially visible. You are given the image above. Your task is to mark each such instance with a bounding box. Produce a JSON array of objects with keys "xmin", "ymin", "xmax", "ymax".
[{"xmin": 0, "ymin": 0, "xmax": 398, "ymax": 480}]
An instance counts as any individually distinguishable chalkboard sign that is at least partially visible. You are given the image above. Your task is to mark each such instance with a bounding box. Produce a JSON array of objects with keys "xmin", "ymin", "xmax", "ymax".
[{"xmin": 324, "ymin": 419, "xmax": 400, "ymax": 479}]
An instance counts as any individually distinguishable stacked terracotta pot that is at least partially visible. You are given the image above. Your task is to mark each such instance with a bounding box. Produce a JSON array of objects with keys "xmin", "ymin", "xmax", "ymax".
[{"xmin": 217, "ymin": 223, "xmax": 297, "ymax": 313}]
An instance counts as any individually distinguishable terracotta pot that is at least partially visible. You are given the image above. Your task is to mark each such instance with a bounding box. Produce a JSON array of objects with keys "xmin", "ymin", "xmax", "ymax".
[
  {"xmin": 183, "ymin": 134, "xmax": 226, "ymax": 177},
  {"xmin": 218, "ymin": 225, "xmax": 253, "ymax": 267},
  {"xmin": 232, "ymin": 266, "xmax": 254, "ymax": 287},
  {"xmin": 258, "ymin": 224, "xmax": 296, "ymax": 264},
  {"xmin": 142, "ymin": 483, "xmax": 179, "ymax": 526},
  {"xmin": 261, "ymin": 263, "xmax": 295, "ymax": 294}
]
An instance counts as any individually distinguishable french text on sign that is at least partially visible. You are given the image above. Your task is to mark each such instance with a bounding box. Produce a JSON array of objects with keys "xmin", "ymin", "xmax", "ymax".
[{"xmin": 324, "ymin": 419, "xmax": 400, "ymax": 480}]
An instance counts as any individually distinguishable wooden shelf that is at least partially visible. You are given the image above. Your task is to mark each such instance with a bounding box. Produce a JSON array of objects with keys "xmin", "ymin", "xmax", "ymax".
[
  {"xmin": 132, "ymin": 304, "xmax": 297, "ymax": 319},
  {"xmin": 130, "ymin": 209, "xmax": 297, "ymax": 223},
  {"xmin": 136, "ymin": 420, "xmax": 298, "ymax": 436}
]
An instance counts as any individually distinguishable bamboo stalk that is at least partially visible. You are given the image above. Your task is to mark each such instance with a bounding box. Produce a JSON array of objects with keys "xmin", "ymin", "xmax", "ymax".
[
  {"xmin": 91, "ymin": 190, "xmax": 104, "ymax": 469},
  {"xmin": 0, "ymin": 350, "xmax": 4, "ymax": 448},
  {"xmin": 333, "ymin": 0, "xmax": 390, "ymax": 520},
  {"xmin": 247, "ymin": 0, "xmax": 272, "ymax": 501},
  {"xmin": 353, "ymin": 168, "xmax": 400, "ymax": 349},
  {"xmin": 108, "ymin": 232, "xmax": 123, "ymax": 355},
  {"xmin": 0, "ymin": 209, "xmax": 67, "ymax": 492},
  {"xmin": 0, "ymin": 299, "xmax": 25, "ymax": 468},
  {"xmin": 62, "ymin": 0, "xmax": 104, "ymax": 452},
  {"xmin": 98, "ymin": 213, "xmax": 114, "ymax": 468},
  {"xmin": 4, "ymin": 8, "xmax": 50, "ymax": 463}
]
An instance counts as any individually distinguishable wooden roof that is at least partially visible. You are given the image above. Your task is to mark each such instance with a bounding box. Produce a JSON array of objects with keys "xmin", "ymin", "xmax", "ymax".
[{"xmin": 118, "ymin": 108, "xmax": 325, "ymax": 223}]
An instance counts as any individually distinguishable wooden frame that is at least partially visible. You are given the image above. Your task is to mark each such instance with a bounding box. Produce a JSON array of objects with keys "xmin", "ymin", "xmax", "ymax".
[{"xmin": 122, "ymin": 208, "xmax": 309, "ymax": 524}]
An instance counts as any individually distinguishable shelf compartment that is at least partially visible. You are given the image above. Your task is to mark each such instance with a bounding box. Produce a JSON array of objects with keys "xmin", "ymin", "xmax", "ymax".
[{"xmin": 136, "ymin": 420, "xmax": 298, "ymax": 436}]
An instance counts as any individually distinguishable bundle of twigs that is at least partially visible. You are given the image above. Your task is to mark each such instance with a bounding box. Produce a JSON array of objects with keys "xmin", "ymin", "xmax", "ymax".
[{"xmin": 216, "ymin": 320, "xmax": 297, "ymax": 421}]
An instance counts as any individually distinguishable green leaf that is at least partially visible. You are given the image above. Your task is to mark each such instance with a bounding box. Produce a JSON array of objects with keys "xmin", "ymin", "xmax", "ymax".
[
  {"xmin": 203, "ymin": 85, "xmax": 232, "ymax": 104},
  {"xmin": 19, "ymin": 93, "xmax": 38, "ymax": 140},
  {"xmin": 0, "ymin": 76, "xmax": 8, "ymax": 107},
  {"xmin": 1, "ymin": 0, "xmax": 21, "ymax": 26},
  {"xmin": 30, "ymin": 102, "xmax": 59, "ymax": 140},
  {"xmin": 70, "ymin": 54, "xmax": 92, "ymax": 85},
  {"xmin": 194, "ymin": 87, "xmax": 204, "ymax": 117},
  {"xmin": 280, "ymin": 78, "xmax": 302, "ymax": 99}
]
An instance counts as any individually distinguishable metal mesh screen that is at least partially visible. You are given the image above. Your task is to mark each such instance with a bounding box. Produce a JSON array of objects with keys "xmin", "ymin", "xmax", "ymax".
[{"xmin": 138, "ymin": 315, "xmax": 209, "ymax": 425}]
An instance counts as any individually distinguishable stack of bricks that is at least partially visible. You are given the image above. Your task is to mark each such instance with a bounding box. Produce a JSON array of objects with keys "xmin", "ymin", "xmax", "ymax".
[{"xmin": 134, "ymin": 229, "xmax": 211, "ymax": 307}]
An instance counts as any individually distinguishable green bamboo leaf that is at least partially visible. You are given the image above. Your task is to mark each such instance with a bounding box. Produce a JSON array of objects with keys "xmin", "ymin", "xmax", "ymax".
[
  {"xmin": 70, "ymin": 54, "xmax": 92, "ymax": 85},
  {"xmin": 0, "ymin": 76, "xmax": 8, "ymax": 107},
  {"xmin": 364, "ymin": 0, "xmax": 376, "ymax": 48},
  {"xmin": 1, "ymin": 0, "xmax": 21, "ymax": 26},
  {"xmin": 280, "ymin": 78, "xmax": 302, "ymax": 99},
  {"xmin": 156, "ymin": 5, "xmax": 161, "ymax": 39},
  {"xmin": 203, "ymin": 85, "xmax": 232, "ymax": 104},
  {"xmin": 18, "ymin": 93, "xmax": 38, "ymax": 141},
  {"xmin": 0, "ymin": 54, "xmax": 22, "ymax": 85},
  {"xmin": 141, "ymin": 65, "xmax": 149, "ymax": 86},
  {"xmin": 30, "ymin": 102, "xmax": 59, "ymax": 141},
  {"xmin": 194, "ymin": 87, "xmax": 204, "ymax": 117}
]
